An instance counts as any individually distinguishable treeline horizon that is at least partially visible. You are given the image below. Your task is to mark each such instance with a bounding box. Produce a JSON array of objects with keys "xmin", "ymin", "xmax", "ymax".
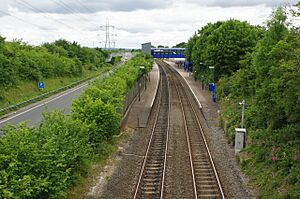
[{"xmin": 0, "ymin": 37, "xmax": 108, "ymax": 88}]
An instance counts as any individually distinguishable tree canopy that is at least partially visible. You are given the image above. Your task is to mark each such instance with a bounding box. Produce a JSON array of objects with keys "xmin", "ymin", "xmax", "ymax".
[
  {"xmin": 185, "ymin": 6, "xmax": 300, "ymax": 197},
  {"xmin": 0, "ymin": 38, "xmax": 106, "ymax": 89}
]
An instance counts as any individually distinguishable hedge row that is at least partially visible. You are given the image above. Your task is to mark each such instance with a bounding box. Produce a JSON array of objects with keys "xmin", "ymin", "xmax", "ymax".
[
  {"xmin": 72, "ymin": 53, "xmax": 153, "ymax": 148},
  {"xmin": 0, "ymin": 53, "xmax": 153, "ymax": 198},
  {"xmin": 0, "ymin": 38, "xmax": 107, "ymax": 88}
]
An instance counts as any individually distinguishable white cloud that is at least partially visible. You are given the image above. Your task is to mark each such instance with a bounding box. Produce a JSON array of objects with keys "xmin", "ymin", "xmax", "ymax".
[
  {"xmin": 182, "ymin": 0, "xmax": 297, "ymax": 8},
  {"xmin": 0, "ymin": 0, "xmax": 297, "ymax": 48}
]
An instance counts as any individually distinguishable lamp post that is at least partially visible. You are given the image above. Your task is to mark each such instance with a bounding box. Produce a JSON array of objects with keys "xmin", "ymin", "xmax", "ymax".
[
  {"xmin": 140, "ymin": 66, "xmax": 146, "ymax": 90},
  {"xmin": 194, "ymin": 64, "xmax": 197, "ymax": 81},
  {"xmin": 209, "ymin": 66, "xmax": 215, "ymax": 83},
  {"xmin": 138, "ymin": 66, "xmax": 145, "ymax": 101},
  {"xmin": 138, "ymin": 78, "xmax": 141, "ymax": 101},
  {"xmin": 200, "ymin": 62, "xmax": 204, "ymax": 90},
  {"xmin": 239, "ymin": 100, "xmax": 245, "ymax": 128}
]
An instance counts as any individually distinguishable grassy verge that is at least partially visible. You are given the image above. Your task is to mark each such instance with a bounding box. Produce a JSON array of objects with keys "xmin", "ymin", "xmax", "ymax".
[{"xmin": 0, "ymin": 67, "xmax": 110, "ymax": 111}]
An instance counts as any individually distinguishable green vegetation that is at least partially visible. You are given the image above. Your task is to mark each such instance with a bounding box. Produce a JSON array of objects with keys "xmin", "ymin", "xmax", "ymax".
[
  {"xmin": 186, "ymin": 19, "xmax": 263, "ymax": 84},
  {"xmin": 172, "ymin": 42, "xmax": 186, "ymax": 48},
  {"xmin": 0, "ymin": 53, "xmax": 152, "ymax": 198},
  {"xmin": 0, "ymin": 38, "xmax": 109, "ymax": 109},
  {"xmin": 157, "ymin": 45, "xmax": 169, "ymax": 48},
  {"xmin": 110, "ymin": 55, "xmax": 122, "ymax": 65},
  {"xmin": 72, "ymin": 53, "xmax": 152, "ymax": 149},
  {"xmin": 186, "ymin": 5, "xmax": 300, "ymax": 198},
  {"xmin": 0, "ymin": 68, "xmax": 110, "ymax": 110}
]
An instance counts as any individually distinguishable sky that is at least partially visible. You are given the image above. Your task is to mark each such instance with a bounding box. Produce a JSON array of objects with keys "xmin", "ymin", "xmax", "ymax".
[{"xmin": 0, "ymin": 0, "xmax": 298, "ymax": 48}]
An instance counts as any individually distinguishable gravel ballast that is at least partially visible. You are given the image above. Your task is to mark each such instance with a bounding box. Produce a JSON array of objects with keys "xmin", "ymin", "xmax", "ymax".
[{"xmin": 96, "ymin": 62, "xmax": 256, "ymax": 198}]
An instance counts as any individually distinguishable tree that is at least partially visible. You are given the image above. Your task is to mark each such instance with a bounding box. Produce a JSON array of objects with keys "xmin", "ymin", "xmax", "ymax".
[
  {"xmin": 202, "ymin": 19, "xmax": 262, "ymax": 79},
  {"xmin": 185, "ymin": 33, "xmax": 198, "ymax": 62},
  {"xmin": 172, "ymin": 42, "xmax": 186, "ymax": 48}
]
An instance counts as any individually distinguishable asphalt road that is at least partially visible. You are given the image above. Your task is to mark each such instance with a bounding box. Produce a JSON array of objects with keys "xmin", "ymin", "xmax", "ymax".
[
  {"xmin": 0, "ymin": 52, "xmax": 133, "ymax": 129},
  {"xmin": 0, "ymin": 83, "xmax": 86, "ymax": 128}
]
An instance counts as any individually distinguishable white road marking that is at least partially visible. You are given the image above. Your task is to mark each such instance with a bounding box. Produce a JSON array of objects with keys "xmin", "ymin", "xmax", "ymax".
[{"xmin": 0, "ymin": 83, "xmax": 88, "ymax": 125}]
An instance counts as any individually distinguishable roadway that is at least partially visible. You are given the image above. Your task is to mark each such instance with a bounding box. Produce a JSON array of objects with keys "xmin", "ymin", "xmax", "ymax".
[{"xmin": 0, "ymin": 52, "xmax": 133, "ymax": 129}]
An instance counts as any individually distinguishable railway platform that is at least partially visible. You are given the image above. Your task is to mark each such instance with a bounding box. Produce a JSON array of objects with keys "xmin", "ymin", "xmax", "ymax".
[
  {"xmin": 165, "ymin": 61, "xmax": 220, "ymax": 124},
  {"xmin": 125, "ymin": 62, "xmax": 160, "ymax": 128}
]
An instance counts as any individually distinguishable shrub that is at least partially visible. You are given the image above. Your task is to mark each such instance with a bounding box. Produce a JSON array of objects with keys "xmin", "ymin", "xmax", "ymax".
[{"xmin": 0, "ymin": 111, "xmax": 91, "ymax": 198}]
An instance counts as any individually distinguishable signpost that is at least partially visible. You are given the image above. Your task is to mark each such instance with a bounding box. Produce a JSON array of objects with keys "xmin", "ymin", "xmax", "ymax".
[
  {"xmin": 235, "ymin": 100, "xmax": 247, "ymax": 154},
  {"xmin": 200, "ymin": 62, "xmax": 204, "ymax": 90},
  {"xmin": 38, "ymin": 82, "xmax": 44, "ymax": 90},
  {"xmin": 209, "ymin": 66, "xmax": 216, "ymax": 102}
]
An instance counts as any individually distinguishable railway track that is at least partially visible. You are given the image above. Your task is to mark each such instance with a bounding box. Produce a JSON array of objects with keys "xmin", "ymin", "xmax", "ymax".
[
  {"xmin": 160, "ymin": 60, "xmax": 225, "ymax": 199},
  {"xmin": 133, "ymin": 64, "xmax": 170, "ymax": 199},
  {"xmin": 133, "ymin": 60, "xmax": 224, "ymax": 199}
]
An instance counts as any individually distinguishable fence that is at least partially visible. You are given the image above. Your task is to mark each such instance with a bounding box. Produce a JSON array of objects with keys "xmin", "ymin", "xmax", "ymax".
[{"xmin": 120, "ymin": 73, "xmax": 148, "ymax": 128}]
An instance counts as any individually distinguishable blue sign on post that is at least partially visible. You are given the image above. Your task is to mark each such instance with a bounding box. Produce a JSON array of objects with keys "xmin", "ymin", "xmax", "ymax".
[
  {"xmin": 209, "ymin": 83, "xmax": 217, "ymax": 102},
  {"xmin": 38, "ymin": 82, "xmax": 44, "ymax": 89},
  {"xmin": 212, "ymin": 89, "xmax": 217, "ymax": 102},
  {"xmin": 209, "ymin": 83, "xmax": 215, "ymax": 91}
]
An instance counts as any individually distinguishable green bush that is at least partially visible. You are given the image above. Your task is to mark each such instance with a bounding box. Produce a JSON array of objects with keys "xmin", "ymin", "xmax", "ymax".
[
  {"xmin": 72, "ymin": 53, "xmax": 153, "ymax": 144},
  {"xmin": 0, "ymin": 111, "xmax": 91, "ymax": 198},
  {"xmin": 0, "ymin": 53, "xmax": 153, "ymax": 198},
  {"xmin": 0, "ymin": 37, "xmax": 106, "ymax": 89},
  {"xmin": 72, "ymin": 95, "xmax": 120, "ymax": 147}
]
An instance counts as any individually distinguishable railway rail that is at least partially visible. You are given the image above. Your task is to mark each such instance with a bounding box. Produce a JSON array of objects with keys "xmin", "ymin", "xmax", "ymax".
[
  {"xmin": 133, "ymin": 60, "xmax": 224, "ymax": 199},
  {"xmin": 133, "ymin": 64, "xmax": 170, "ymax": 199},
  {"xmin": 159, "ymin": 60, "xmax": 225, "ymax": 199}
]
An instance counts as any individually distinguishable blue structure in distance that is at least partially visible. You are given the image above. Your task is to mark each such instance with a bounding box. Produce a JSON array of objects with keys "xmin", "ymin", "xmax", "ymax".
[{"xmin": 151, "ymin": 48, "xmax": 185, "ymax": 59}]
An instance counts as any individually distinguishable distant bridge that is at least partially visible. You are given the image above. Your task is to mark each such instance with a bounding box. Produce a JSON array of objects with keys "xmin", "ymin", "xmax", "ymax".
[
  {"xmin": 151, "ymin": 48, "xmax": 185, "ymax": 59},
  {"xmin": 142, "ymin": 43, "xmax": 185, "ymax": 59}
]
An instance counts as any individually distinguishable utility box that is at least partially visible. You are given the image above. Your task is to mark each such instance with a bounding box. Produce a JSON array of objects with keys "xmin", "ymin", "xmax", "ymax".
[{"xmin": 234, "ymin": 128, "xmax": 246, "ymax": 154}]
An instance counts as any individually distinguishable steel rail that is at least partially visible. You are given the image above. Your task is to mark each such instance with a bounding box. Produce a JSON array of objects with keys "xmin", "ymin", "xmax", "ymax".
[
  {"xmin": 133, "ymin": 63, "xmax": 170, "ymax": 199},
  {"xmin": 165, "ymin": 61, "xmax": 225, "ymax": 199},
  {"xmin": 159, "ymin": 63, "xmax": 171, "ymax": 199},
  {"xmin": 173, "ymin": 72, "xmax": 198, "ymax": 199}
]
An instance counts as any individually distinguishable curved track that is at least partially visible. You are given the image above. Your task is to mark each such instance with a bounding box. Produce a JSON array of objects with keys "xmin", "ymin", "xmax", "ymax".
[
  {"xmin": 133, "ymin": 60, "xmax": 224, "ymax": 199},
  {"xmin": 159, "ymin": 60, "xmax": 225, "ymax": 199}
]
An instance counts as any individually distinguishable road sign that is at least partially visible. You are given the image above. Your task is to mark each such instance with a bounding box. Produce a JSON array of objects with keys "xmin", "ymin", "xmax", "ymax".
[{"xmin": 38, "ymin": 82, "xmax": 44, "ymax": 89}]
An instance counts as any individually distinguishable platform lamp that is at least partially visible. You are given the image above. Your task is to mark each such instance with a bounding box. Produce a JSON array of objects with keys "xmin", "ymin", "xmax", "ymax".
[
  {"xmin": 239, "ymin": 100, "xmax": 245, "ymax": 129},
  {"xmin": 209, "ymin": 66, "xmax": 215, "ymax": 83},
  {"xmin": 235, "ymin": 100, "xmax": 246, "ymax": 154},
  {"xmin": 200, "ymin": 62, "xmax": 204, "ymax": 90},
  {"xmin": 139, "ymin": 66, "xmax": 145, "ymax": 101}
]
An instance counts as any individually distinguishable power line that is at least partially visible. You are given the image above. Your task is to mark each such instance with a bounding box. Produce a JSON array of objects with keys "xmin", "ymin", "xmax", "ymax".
[
  {"xmin": 72, "ymin": 0, "xmax": 100, "ymax": 27},
  {"xmin": 0, "ymin": 9, "xmax": 47, "ymax": 30},
  {"xmin": 16, "ymin": 0, "xmax": 75, "ymax": 30},
  {"xmin": 75, "ymin": 0, "xmax": 94, "ymax": 13},
  {"xmin": 51, "ymin": 0, "xmax": 99, "ymax": 28}
]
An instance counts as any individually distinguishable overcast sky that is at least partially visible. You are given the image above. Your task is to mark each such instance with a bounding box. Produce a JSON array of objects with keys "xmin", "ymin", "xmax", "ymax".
[{"xmin": 0, "ymin": 0, "xmax": 298, "ymax": 48}]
